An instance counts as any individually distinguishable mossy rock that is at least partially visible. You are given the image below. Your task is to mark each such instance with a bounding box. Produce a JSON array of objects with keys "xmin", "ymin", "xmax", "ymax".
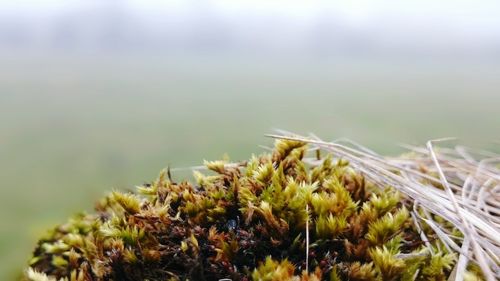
[{"xmin": 25, "ymin": 140, "xmax": 458, "ymax": 281}]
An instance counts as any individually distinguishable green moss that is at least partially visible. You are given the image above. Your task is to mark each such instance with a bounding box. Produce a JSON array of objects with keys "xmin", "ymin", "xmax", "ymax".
[{"xmin": 25, "ymin": 140, "xmax": 463, "ymax": 281}]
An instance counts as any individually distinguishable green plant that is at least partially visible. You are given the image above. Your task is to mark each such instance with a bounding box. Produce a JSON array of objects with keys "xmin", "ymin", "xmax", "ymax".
[{"xmin": 25, "ymin": 139, "xmax": 465, "ymax": 280}]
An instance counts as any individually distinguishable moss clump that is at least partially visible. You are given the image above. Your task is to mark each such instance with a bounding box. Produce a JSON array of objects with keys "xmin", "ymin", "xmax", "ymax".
[{"xmin": 26, "ymin": 140, "xmax": 457, "ymax": 281}]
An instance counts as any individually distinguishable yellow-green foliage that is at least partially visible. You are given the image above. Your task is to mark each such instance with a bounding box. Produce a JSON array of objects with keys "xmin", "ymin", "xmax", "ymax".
[
  {"xmin": 252, "ymin": 257, "xmax": 322, "ymax": 281},
  {"xmin": 25, "ymin": 139, "xmax": 458, "ymax": 281},
  {"xmin": 370, "ymin": 246, "xmax": 405, "ymax": 281}
]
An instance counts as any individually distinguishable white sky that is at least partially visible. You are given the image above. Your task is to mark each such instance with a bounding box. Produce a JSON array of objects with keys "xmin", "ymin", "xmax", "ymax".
[
  {"xmin": 1, "ymin": 0, "xmax": 499, "ymax": 20},
  {"xmin": 0, "ymin": 0, "xmax": 498, "ymax": 48}
]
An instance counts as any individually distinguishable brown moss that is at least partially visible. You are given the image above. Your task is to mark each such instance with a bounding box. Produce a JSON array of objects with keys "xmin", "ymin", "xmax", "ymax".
[{"xmin": 25, "ymin": 140, "xmax": 457, "ymax": 281}]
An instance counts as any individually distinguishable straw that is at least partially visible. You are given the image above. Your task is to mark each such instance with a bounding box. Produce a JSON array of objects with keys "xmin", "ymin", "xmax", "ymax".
[{"xmin": 265, "ymin": 132, "xmax": 500, "ymax": 280}]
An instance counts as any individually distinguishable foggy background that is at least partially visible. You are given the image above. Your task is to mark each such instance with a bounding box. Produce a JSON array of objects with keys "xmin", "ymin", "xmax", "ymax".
[{"xmin": 1, "ymin": 0, "xmax": 499, "ymax": 278}]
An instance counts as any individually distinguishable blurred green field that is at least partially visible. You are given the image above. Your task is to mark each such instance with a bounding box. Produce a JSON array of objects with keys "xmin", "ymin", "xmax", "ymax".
[{"xmin": 1, "ymin": 54, "xmax": 499, "ymax": 279}]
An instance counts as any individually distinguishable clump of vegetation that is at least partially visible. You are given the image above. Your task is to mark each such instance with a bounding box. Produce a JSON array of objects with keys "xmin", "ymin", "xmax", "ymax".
[{"xmin": 26, "ymin": 139, "xmax": 465, "ymax": 280}]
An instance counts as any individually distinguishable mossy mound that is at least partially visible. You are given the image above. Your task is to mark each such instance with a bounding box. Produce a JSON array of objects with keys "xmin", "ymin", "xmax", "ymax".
[{"xmin": 26, "ymin": 140, "xmax": 458, "ymax": 281}]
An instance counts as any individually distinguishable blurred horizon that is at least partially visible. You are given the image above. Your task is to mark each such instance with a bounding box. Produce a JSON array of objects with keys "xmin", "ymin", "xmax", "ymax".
[
  {"xmin": 1, "ymin": 1, "xmax": 499, "ymax": 279},
  {"xmin": 0, "ymin": 0, "xmax": 499, "ymax": 59}
]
